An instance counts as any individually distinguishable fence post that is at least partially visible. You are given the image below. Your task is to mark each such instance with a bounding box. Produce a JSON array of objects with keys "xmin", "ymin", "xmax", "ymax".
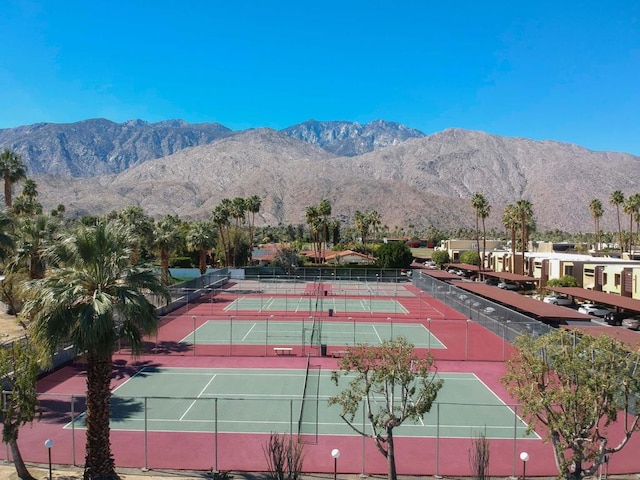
[
  {"xmin": 215, "ymin": 397, "xmax": 219, "ymax": 473},
  {"xmin": 71, "ymin": 394, "xmax": 76, "ymax": 466},
  {"xmin": 512, "ymin": 404, "xmax": 518, "ymax": 479},
  {"xmin": 361, "ymin": 398, "xmax": 367, "ymax": 478},
  {"xmin": 143, "ymin": 397, "xmax": 148, "ymax": 471},
  {"xmin": 435, "ymin": 403, "xmax": 441, "ymax": 478}
]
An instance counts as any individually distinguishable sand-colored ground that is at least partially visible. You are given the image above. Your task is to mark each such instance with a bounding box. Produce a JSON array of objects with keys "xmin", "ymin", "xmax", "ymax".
[
  {"xmin": 0, "ymin": 463, "xmax": 212, "ymax": 479},
  {"xmin": 0, "ymin": 308, "xmax": 28, "ymax": 343}
]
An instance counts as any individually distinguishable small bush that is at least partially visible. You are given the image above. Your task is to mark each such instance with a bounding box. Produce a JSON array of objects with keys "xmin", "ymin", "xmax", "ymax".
[{"xmin": 263, "ymin": 432, "xmax": 305, "ymax": 480}]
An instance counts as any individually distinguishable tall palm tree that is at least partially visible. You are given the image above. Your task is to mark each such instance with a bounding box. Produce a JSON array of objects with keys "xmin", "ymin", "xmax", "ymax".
[
  {"xmin": 318, "ymin": 199, "xmax": 332, "ymax": 262},
  {"xmin": 471, "ymin": 193, "xmax": 490, "ymax": 272},
  {"xmin": 212, "ymin": 200, "xmax": 231, "ymax": 267},
  {"xmin": 0, "ymin": 149, "xmax": 27, "ymax": 209},
  {"xmin": 152, "ymin": 215, "xmax": 184, "ymax": 285},
  {"xmin": 229, "ymin": 197, "xmax": 246, "ymax": 266},
  {"xmin": 588, "ymin": 199, "xmax": 604, "ymax": 253},
  {"xmin": 23, "ymin": 222, "xmax": 169, "ymax": 479},
  {"xmin": 9, "ymin": 215, "xmax": 58, "ymax": 279},
  {"xmin": 245, "ymin": 195, "xmax": 262, "ymax": 261},
  {"xmin": 305, "ymin": 205, "xmax": 320, "ymax": 263},
  {"xmin": 187, "ymin": 220, "xmax": 217, "ymax": 274},
  {"xmin": 115, "ymin": 206, "xmax": 153, "ymax": 265},
  {"xmin": 368, "ymin": 210, "xmax": 382, "ymax": 242},
  {"xmin": 502, "ymin": 204, "xmax": 519, "ymax": 273},
  {"xmin": 515, "ymin": 200, "xmax": 533, "ymax": 275},
  {"xmin": 610, "ymin": 190, "xmax": 625, "ymax": 253},
  {"xmin": 354, "ymin": 210, "xmax": 371, "ymax": 252},
  {"xmin": 624, "ymin": 193, "xmax": 640, "ymax": 254}
]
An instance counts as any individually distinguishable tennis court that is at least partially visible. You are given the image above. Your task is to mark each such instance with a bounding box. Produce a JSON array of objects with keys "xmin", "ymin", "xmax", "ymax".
[
  {"xmin": 180, "ymin": 319, "xmax": 445, "ymax": 348},
  {"xmin": 223, "ymin": 297, "xmax": 409, "ymax": 314},
  {"xmin": 67, "ymin": 366, "xmax": 534, "ymax": 440}
]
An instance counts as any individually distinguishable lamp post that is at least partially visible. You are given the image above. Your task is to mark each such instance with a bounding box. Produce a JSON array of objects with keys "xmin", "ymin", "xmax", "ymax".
[
  {"xmin": 519, "ymin": 451, "xmax": 529, "ymax": 480},
  {"xmin": 44, "ymin": 438, "xmax": 54, "ymax": 480},
  {"xmin": 387, "ymin": 317, "xmax": 393, "ymax": 340},
  {"xmin": 331, "ymin": 448, "xmax": 340, "ymax": 480}
]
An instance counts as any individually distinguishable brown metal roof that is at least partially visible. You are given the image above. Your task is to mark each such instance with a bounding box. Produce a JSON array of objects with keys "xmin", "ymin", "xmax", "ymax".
[
  {"xmin": 562, "ymin": 324, "xmax": 640, "ymax": 350},
  {"xmin": 419, "ymin": 269, "xmax": 462, "ymax": 280},
  {"xmin": 447, "ymin": 263, "xmax": 494, "ymax": 273},
  {"xmin": 551, "ymin": 287, "xmax": 640, "ymax": 313},
  {"xmin": 480, "ymin": 272, "xmax": 540, "ymax": 282},
  {"xmin": 456, "ymin": 283, "xmax": 593, "ymax": 322}
]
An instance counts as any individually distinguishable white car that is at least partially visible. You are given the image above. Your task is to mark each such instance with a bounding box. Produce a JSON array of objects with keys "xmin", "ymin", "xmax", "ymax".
[
  {"xmin": 577, "ymin": 303, "xmax": 613, "ymax": 317},
  {"xmin": 543, "ymin": 294, "xmax": 573, "ymax": 306},
  {"xmin": 622, "ymin": 316, "xmax": 640, "ymax": 330},
  {"xmin": 497, "ymin": 281, "xmax": 521, "ymax": 291}
]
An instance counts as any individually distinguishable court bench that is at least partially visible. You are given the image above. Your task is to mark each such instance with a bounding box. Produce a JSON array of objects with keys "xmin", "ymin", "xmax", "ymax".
[
  {"xmin": 331, "ymin": 350, "xmax": 348, "ymax": 358},
  {"xmin": 273, "ymin": 347, "xmax": 294, "ymax": 356}
]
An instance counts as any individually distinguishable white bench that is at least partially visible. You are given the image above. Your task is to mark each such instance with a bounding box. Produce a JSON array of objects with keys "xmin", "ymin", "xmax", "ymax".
[{"xmin": 273, "ymin": 347, "xmax": 294, "ymax": 356}]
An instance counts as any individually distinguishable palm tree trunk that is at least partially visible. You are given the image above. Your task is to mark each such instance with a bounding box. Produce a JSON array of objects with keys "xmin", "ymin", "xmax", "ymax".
[
  {"xmin": 84, "ymin": 352, "xmax": 117, "ymax": 480},
  {"xmin": 481, "ymin": 218, "xmax": 487, "ymax": 272},
  {"xmin": 161, "ymin": 247, "xmax": 170, "ymax": 285},
  {"xmin": 7, "ymin": 427, "xmax": 35, "ymax": 480},
  {"xmin": 510, "ymin": 227, "xmax": 516, "ymax": 273},
  {"xmin": 199, "ymin": 247, "xmax": 207, "ymax": 274},
  {"xmin": 617, "ymin": 207, "xmax": 623, "ymax": 253},
  {"xmin": 4, "ymin": 172, "xmax": 12, "ymax": 209}
]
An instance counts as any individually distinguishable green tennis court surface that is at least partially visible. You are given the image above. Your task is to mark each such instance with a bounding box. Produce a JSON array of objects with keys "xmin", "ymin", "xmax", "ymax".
[
  {"xmin": 223, "ymin": 297, "xmax": 409, "ymax": 314},
  {"xmin": 66, "ymin": 367, "xmax": 534, "ymax": 439},
  {"xmin": 181, "ymin": 320, "xmax": 445, "ymax": 348}
]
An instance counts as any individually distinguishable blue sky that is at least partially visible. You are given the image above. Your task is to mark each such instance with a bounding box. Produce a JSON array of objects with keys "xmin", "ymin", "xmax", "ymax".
[{"xmin": 2, "ymin": 1, "xmax": 640, "ymax": 154}]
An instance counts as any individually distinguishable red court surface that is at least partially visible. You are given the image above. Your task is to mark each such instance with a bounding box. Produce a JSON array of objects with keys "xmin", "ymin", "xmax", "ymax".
[{"xmin": 6, "ymin": 280, "xmax": 640, "ymax": 477}]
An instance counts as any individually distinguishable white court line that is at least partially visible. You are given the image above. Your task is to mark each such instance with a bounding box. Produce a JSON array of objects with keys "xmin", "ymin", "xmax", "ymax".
[
  {"xmin": 242, "ymin": 323, "xmax": 257, "ymax": 341},
  {"xmin": 179, "ymin": 374, "xmax": 217, "ymax": 421},
  {"xmin": 371, "ymin": 325, "xmax": 383, "ymax": 343}
]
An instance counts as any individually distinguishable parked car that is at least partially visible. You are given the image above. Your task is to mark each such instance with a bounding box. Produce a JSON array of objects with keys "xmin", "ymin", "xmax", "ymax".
[
  {"xmin": 604, "ymin": 311, "xmax": 631, "ymax": 326},
  {"xmin": 577, "ymin": 303, "xmax": 613, "ymax": 317},
  {"xmin": 484, "ymin": 277, "xmax": 499, "ymax": 286},
  {"xmin": 497, "ymin": 281, "xmax": 521, "ymax": 291},
  {"xmin": 543, "ymin": 294, "xmax": 573, "ymax": 306},
  {"xmin": 622, "ymin": 316, "xmax": 640, "ymax": 330}
]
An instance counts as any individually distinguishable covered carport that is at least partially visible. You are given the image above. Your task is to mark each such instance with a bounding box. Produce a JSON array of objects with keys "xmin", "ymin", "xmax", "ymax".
[
  {"xmin": 420, "ymin": 269, "xmax": 464, "ymax": 282},
  {"xmin": 562, "ymin": 324, "xmax": 640, "ymax": 350},
  {"xmin": 481, "ymin": 271, "xmax": 540, "ymax": 285},
  {"xmin": 456, "ymin": 283, "xmax": 593, "ymax": 325},
  {"xmin": 549, "ymin": 287, "xmax": 640, "ymax": 314}
]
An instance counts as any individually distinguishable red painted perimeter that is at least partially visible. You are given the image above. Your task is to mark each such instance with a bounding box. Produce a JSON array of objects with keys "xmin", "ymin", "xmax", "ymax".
[{"xmin": 7, "ymin": 282, "xmax": 640, "ymax": 476}]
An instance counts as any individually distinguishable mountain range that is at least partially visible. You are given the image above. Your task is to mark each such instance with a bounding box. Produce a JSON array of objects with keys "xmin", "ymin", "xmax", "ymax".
[{"xmin": 1, "ymin": 118, "xmax": 639, "ymax": 232}]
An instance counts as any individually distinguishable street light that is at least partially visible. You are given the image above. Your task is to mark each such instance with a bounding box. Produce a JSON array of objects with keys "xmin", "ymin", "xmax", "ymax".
[
  {"xmin": 331, "ymin": 448, "xmax": 341, "ymax": 480},
  {"xmin": 519, "ymin": 451, "xmax": 529, "ymax": 480},
  {"xmin": 44, "ymin": 438, "xmax": 54, "ymax": 480}
]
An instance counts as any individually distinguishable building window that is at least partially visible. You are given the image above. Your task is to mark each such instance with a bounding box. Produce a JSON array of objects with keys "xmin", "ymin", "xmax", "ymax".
[
  {"xmin": 565, "ymin": 265, "xmax": 574, "ymax": 277},
  {"xmin": 615, "ymin": 274, "xmax": 621, "ymax": 287}
]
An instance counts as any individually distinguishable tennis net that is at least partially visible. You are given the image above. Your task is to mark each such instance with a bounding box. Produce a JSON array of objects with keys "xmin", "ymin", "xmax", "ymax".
[{"xmin": 297, "ymin": 355, "xmax": 311, "ymax": 435}]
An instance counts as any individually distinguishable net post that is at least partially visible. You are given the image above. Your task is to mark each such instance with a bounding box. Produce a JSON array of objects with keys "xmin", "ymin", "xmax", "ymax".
[
  {"xmin": 71, "ymin": 394, "xmax": 76, "ymax": 466},
  {"xmin": 142, "ymin": 396, "xmax": 148, "ymax": 471}
]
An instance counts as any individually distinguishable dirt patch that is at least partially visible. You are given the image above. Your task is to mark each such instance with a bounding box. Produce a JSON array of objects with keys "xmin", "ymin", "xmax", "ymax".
[{"xmin": 0, "ymin": 308, "xmax": 28, "ymax": 343}]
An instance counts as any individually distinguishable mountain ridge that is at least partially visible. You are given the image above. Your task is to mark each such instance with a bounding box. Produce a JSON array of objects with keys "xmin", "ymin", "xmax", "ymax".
[{"xmin": 7, "ymin": 124, "xmax": 637, "ymax": 233}]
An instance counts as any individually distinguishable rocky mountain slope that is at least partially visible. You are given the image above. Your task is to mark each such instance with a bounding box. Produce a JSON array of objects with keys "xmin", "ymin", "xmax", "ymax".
[
  {"xmin": 281, "ymin": 119, "xmax": 425, "ymax": 156},
  {"xmin": 23, "ymin": 126, "xmax": 640, "ymax": 232},
  {"xmin": 0, "ymin": 118, "xmax": 421, "ymax": 177}
]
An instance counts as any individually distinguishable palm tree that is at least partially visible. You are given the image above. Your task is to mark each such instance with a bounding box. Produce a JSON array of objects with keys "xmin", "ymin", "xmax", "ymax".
[
  {"xmin": 354, "ymin": 210, "xmax": 371, "ymax": 252},
  {"xmin": 368, "ymin": 210, "xmax": 382, "ymax": 242},
  {"xmin": 9, "ymin": 214, "xmax": 58, "ymax": 279},
  {"xmin": 23, "ymin": 221, "xmax": 169, "ymax": 479},
  {"xmin": 318, "ymin": 199, "xmax": 332, "ymax": 262},
  {"xmin": 305, "ymin": 205, "xmax": 321, "ymax": 263},
  {"xmin": 610, "ymin": 190, "xmax": 625, "ymax": 253},
  {"xmin": 471, "ymin": 193, "xmax": 490, "ymax": 272},
  {"xmin": 115, "ymin": 206, "xmax": 153, "ymax": 265},
  {"xmin": 515, "ymin": 200, "xmax": 533, "ymax": 275},
  {"xmin": 588, "ymin": 199, "xmax": 604, "ymax": 253},
  {"xmin": 153, "ymin": 215, "xmax": 184, "ymax": 285},
  {"xmin": 502, "ymin": 204, "xmax": 519, "ymax": 273},
  {"xmin": 245, "ymin": 195, "xmax": 262, "ymax": 261},
  {"xmin": 187, "ymin": 220, "xmax": 217, "ymax": 274},
  {"xmin": 624, "ymin": 193, "xmax": 640, "ymax": 254},
  {"xmin": 212, "ymin": 200, "xmax": 231, "ymax": 267},
  {"xmin": 229, "ymin": 197, "xmax": 246, "ymax": 266},
  {"xmin": 0, "ymin": 149, "xmax": 27, "ymax": 209}
]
